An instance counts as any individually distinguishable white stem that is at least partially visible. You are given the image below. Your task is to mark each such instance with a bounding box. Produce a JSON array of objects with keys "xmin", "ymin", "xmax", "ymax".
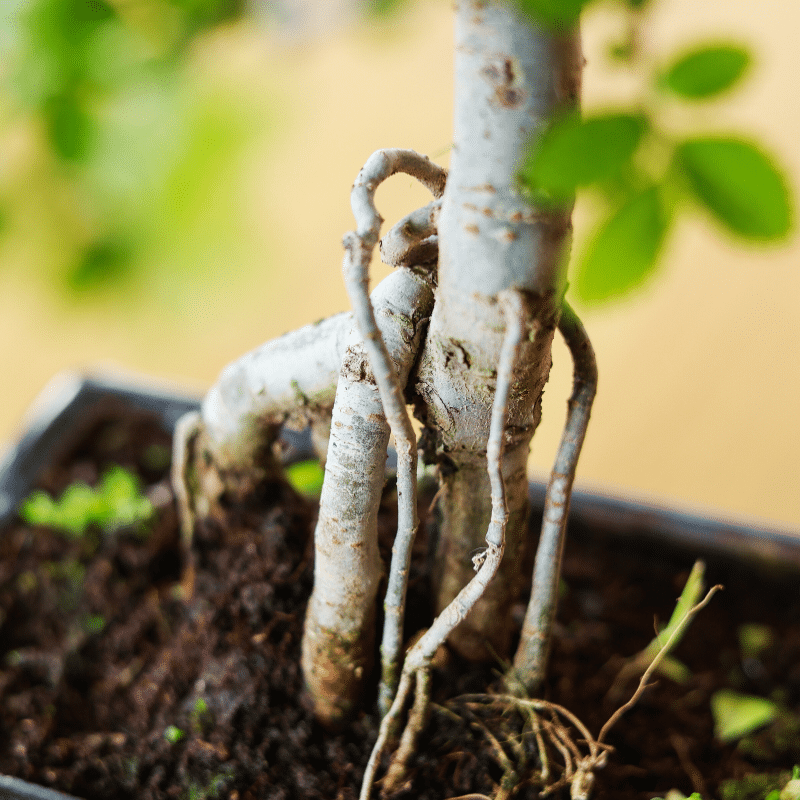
[
  {"xmin": 201, "ymin": 311, "xmax": 352, "ymax": 471},
  {"xmin": 301, "ymin": 267, "xmax": 435, "ymax": 727},
  {"xmin": 511, "ymin": 302, "xmax": 597, "ymax": 694},
  {"xmin": 339, "ymin": 149, "xmax": 447, "ymax": 718},
  {"xmin": 412, "ymin": 2, "xmax": 582, "ymax": 659},
  {"xmin": 359, "ymin": 290, "xmax": 526, "ymax": 800}
]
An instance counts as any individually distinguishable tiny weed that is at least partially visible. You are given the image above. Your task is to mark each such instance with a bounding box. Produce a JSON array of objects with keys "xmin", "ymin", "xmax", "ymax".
[
  {"xmin": 711, "ymin": 690, "xmax": 780, "ymax": 743},
  {"xmin": 184, "ymin": 770, "xmax": 231, "ymax": 800},
  {"xmin": 163, "ymin": 725, "xmax": 185, "ymax": 744},
  {"xmin": 191, "ymin": 697, "xmax": 213, "ymax": 732},
  {"xmin": 82, "ymin": 614, "xmax": 106, "ymax": 635},
  {"xmin": 21, "ymin": 465, "xmax": 154, "ymax": 538}
]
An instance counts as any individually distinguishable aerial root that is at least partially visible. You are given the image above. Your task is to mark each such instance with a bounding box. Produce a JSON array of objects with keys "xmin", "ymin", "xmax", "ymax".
[
  {"xmin": 344, "ymin": 148, "xmax": 448, "ymax": 717},
  {"xmin": 358, "ymin": 290, "xmax": 525, "ymax": 800},
  {"xmin": 510, "ymin": 301, "xmax": 598, "ymax": 695},
  {"xmin": 171, "ymin": 410, "xmax": 203, "ymax": 597}
]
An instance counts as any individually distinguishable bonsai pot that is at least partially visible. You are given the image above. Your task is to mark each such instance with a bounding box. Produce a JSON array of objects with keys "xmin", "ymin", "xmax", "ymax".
[{"xmin": 1, "ymin": 373, "xmax": 799, "ymax": 800}]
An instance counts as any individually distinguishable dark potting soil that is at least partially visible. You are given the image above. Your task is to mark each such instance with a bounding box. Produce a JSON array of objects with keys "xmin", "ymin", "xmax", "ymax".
[{"xmin": 1, "ymin": 408, "xmax": 799, "ymax": 800}]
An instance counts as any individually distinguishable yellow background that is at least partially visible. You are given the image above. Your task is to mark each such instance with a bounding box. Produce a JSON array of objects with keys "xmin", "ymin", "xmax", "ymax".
[{"xmin": 1, "ymin": 0, "xmax": 798, "ymax": 526}]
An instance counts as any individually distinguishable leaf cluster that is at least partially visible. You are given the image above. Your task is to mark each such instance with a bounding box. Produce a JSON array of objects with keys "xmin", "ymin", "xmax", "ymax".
[
  {"xmin": 21, "ymin": 465, "xmax": 154, "ymax": 538},
  {"xmin": 1, "ymin": 0, "xmax": 245, "ymax": 294},
  {"xmin": 517, "ymin": 0, "xmax": 792, "ymax": 304}
]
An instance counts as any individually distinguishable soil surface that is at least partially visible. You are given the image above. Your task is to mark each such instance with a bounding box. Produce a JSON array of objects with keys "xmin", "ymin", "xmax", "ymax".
[{"xmin": 1, "ymin": 408, "xmax": 799, "ymax": 800}]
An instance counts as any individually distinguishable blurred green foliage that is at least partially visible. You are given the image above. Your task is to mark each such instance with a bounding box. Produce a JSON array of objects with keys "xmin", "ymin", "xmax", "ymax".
[
  {"xmin": 660, "ymin": 44, "xmax": 751, "ymax": 100},
  {"xmin": 1, "ymin": 0, "xmax": 252, "ymax": 298},
  {"xmin": 518, "ymin": 0, "xmax": 793, "ymax": 305},
  {"xmin": 711, "ymin": 689, "xmax": 780, "ymax": 743},
  {"xmin": 21, "ymin": 464, "xmax": 154, "ymax": 537},
  {"xmin": 285, "ymin": 459, "xmax": 325, "ymax": 497}
]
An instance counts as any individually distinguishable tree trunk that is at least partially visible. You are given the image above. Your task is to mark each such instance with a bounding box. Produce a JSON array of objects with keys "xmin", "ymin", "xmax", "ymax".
[{"xmin": 412, "ymin": 1, "xmax": 581, "ymax": 660}]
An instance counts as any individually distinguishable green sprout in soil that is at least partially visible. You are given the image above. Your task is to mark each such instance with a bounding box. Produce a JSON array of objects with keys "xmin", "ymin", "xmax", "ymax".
[
  {"xmin": 190, "ymin": 697, "xmax": 213, "ymax": 733},
  {"xmin": 720, "ymin": 766, "xmax": 800, "ymax": 800},
  {"xmin": 82, "ymin": 614, "xmax": 106, "ymax": 635},
  {"xmin": 164, "ymin": 725, "xmax": 185, "ymax": 744},
  {"xmin": 738, "ymin": 623, "xmax": 774, "ymax": 660},
  {"xmin": 184, "ymin": 769, "xmax": 232, "ymax": 800},
  {"xmin": 21, "ymin": 465, "xmax": 154, "ymax": 538},
  {"xmin": 607, "ymin": 560, "xmax": 708, "ymax": 698}
]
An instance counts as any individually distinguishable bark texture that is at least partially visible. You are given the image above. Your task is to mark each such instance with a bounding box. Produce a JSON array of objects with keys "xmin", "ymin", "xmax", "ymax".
[
  {"xmin": 412, "ymin": 1, "xmax": 582, "ymax": 660},
  {"xmin": 301, "ymin": 267, "xmax": 435, "ymax": 727}
]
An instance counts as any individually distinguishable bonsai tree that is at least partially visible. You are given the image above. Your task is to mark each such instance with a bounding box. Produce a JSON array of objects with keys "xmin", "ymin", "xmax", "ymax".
[{"xmin": 171, "ymin": 0, "xmax": 790, "ymax": 796}]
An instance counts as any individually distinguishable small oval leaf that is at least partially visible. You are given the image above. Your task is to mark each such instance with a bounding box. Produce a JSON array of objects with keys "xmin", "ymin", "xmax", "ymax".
[
  {"xmin": 662, "ymin": 44, "xmax": 750, "ymax": 100},
  {"xmin": 711, "ymin": 690, "xmax": 779, "ymax": 742},
  {"xmin": 523, "ymin": 112, "xmax": 647, "ymax": 203},
  {"xmin": 575, "ymin": 187, "xmax": 670, "ymax": 304},
  {"xmin": 677, "ymin": 138, "xmax": 792, "ymax": 240}
]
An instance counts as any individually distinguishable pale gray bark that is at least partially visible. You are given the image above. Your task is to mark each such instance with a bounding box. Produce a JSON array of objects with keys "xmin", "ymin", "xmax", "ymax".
[
  {"xmin": 412, "ymin": 1, "xmax": 582, "ymax": 659},
  {"xmin": 302, "ymin": 149, "xmax": 446, "ymax": 726},
  {"xmin": 511, "ymin": 301, "xmax": 597, "ymax": 694},
  {"xmin": 201, "ymin": 311, "xmax": 351, "ymax": 475},
  {"xmin": 301, "ymin": 265, "xmax": 435, "ymax": 727},
  {"xmin": 170, "ymin": 311, "xmax": 351, "ymax": 563},
  {"xmin": 359, "ymin": 289, "xmax": 526, "ymax": 800}
]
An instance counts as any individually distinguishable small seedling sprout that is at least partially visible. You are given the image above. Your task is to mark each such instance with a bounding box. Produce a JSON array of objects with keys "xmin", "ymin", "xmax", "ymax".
[
  {"xmin": 21, "ymin": 465, "xmax": 154, "ymax": 538},
  {"xmin": 164, "ymin": 725, "xmax": 185, "ymax": 744},
  {"xmin": 607, "ymin": 560, "xmax": 708, "ymax": 698}
]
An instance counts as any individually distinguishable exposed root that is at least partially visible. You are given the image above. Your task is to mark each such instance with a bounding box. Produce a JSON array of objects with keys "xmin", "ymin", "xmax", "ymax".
[
  {"xmin": 444, "ymin": 584, "xmax": 723, "ymax": 800},
  {"xmin": 454, "ymin": 694, "xmax": 610, "ymax": 800},
  {"xmin": 171, "ymin": 410, "xmax": 202, "ymax": 596},
  {"xmin": 358, "ymin": 290, "xmax": 525, "ymax": 800},
  {"xmin": 342, "ymin": 148, "xmax": 448, "ymax": 717},
  {"xmin": 511, "ymin": 301, "xmax": 598, "ymax": 695}
]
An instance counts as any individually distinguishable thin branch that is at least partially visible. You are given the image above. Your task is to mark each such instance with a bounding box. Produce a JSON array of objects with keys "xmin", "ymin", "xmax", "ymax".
[
  {"xmin": 511, "ymin": 301, "xmax": 598, "ymax": 694},
  {"xmin": 341, "ymin": 148, "xmax": 448, "ymax": 716}
]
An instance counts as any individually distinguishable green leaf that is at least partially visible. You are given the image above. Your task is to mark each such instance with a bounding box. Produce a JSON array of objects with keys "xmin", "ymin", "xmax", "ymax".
[
  {"xmin": 737, "ymin": 623, "xmax": 773, "ymax": 659},
  {"xmin": 285, "ymin": 460, "xmax": 325, "ymax": 497},
  {"xmin": 575, "ymin": 186, "xmax": 669, "ymax": 304},
  {"xmin": 19, "ymin": 465, "xmax": 152, "ymax": 537},
  {"xmin": 516, "ymin": 0, "xmax": 589, "ymax": 31},
  {"xmin": 711, "ymin": 690, "xmax": 779, "ymax": 742},
  {"xmin": 44, "ymin": 92, "xmax": 93, "ymax": 162},
  {"xmin": 523, "ymin": 112, "xmax": 647, "ymax": 204},
  {"xmin": 677, "ymin": 138, "xmax": 792, "ymax": 240},
  {"xmin": 66, "ymin": 238, "xmax": 131, "ymax": 293},
  {"xmin": 164, "ymin": 725, "xmax": 185, "ymax": 744},
  {"xmin": 662, "ymin": 44, "xmax": 750, "ymax": 100}
]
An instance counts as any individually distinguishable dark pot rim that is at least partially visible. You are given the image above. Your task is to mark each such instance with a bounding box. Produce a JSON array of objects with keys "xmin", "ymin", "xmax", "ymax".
[{"xmin": 1, "ymin": 371, "xmax": 798, "ymax": 800}]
